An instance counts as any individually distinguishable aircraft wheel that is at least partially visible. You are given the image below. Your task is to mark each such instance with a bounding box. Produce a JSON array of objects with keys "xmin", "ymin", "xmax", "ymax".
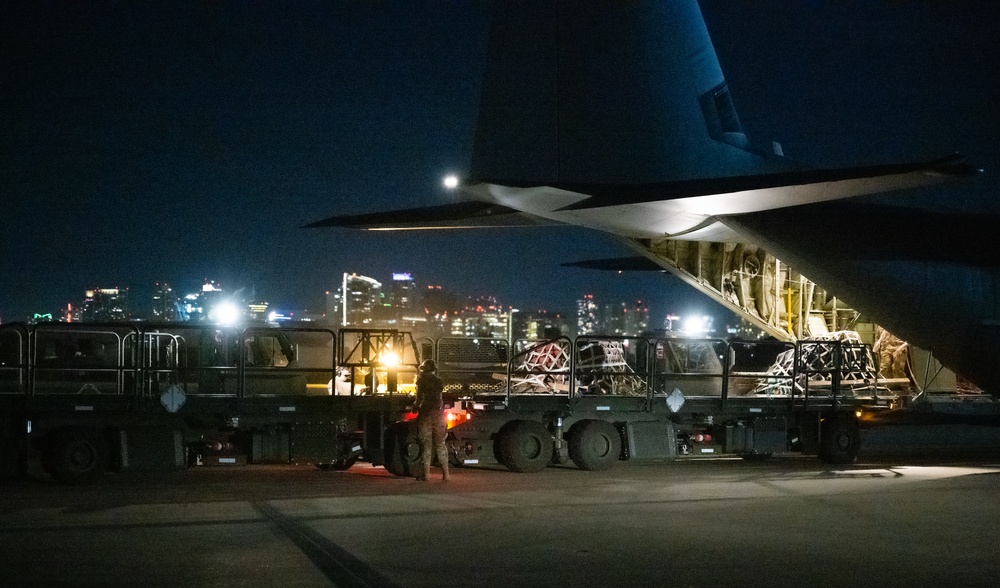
[
  {"xmin": 568, "ymin": 419, "xmax": 621, "ymax": 471},
  {"xmin": 496, "ymin": 420, "xmax": 551, "ymax": 473}
]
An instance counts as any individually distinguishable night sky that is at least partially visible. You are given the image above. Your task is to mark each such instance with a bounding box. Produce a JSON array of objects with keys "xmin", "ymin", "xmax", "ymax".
[{"xmin": 3, "ymin": 1, "xmax": 998, "ymax": 326}]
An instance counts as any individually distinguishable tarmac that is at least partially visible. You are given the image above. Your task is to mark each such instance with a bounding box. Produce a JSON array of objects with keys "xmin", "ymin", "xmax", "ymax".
[{"xmin": 2, "ymin": 422, "xmax": 1000, "ymax": 587}]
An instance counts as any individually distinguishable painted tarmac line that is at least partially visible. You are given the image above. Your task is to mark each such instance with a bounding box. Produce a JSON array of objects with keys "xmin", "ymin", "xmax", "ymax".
[{"xmin": 251, "ymin": 500, "xmax": 403, "ymax": 588}]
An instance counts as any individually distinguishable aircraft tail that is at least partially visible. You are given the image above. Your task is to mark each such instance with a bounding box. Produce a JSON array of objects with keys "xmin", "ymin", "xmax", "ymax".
[
  {"xmin": 306, "ymin": 1, "xmax": 975, "ymax": 234},
  {"xmin": 469, "ymin": 0, "xmax": 785, "ymax": 187}
]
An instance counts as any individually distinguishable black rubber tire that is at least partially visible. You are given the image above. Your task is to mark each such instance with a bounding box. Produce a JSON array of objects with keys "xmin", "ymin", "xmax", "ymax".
[
  {"xmin": 331, "ymin": 455, "xmax": 360, "ymax": 471},
  {"xmin": 383, "ymin": 421, "xmax": 422, "ymax": 477},
  {"xmin": 316, "ymin": 455, "xmax": 359, "ymax": 471},
  {"xmin": 45, "ymin": 429, "xmax": 107, "ymax": 485},
  {"xmin": 496, "ymin": 420, "xmax": 551, "ymax": 473},
  {"xmin": 568, "ymin": 419, "xmax": 622, "ymax": 471},
  {"xmin": 819, "ymin": 415, "xmax": 861, "ymax": 465},
  {"xmin": 320, "ymin": 436, "xmax": 363, "ymax": 471},
  {"xmin": 448, "ymin": 444, "xmax": 464, "ymax": 468}
]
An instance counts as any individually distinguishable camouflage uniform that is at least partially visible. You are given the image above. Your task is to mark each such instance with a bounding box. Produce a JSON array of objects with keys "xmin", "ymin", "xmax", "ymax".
[{"xmin": 415, "ymin": 369, "xmax": 449, "ymax": 481}]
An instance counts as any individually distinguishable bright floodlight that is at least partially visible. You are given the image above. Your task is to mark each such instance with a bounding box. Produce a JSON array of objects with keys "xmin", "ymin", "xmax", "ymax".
[
  {"xmin": 380, "ymin": 351, "xmax": 400, "ymax": 368},
  {"xmin": 212, "ymin": 302, "xmax": 241, "ymax": 326},
  {"xmin": 443, "ymin": 174, "xmax": 459, "ymax": 189},
  {"xmin": 681, "ymin": 315, "xmax": 707, "ymax": 334}
]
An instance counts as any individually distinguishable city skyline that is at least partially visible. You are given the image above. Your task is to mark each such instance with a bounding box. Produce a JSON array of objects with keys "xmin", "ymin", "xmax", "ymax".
[{"xmin": 20, "ymin": 267, "xmax": 727, "ymax": 335}]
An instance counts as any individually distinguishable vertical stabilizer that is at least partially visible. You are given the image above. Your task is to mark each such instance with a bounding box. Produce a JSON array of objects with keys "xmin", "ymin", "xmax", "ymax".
[{"xmin": 470, "ymin": 0, "xmax": 774, "ymax": 186}]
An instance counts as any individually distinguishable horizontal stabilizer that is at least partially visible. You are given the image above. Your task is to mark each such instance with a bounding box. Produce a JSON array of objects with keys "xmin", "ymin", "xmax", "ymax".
[
  {"xmin": 562, "ymin": 257, "xmax": 665, "ymax": 272},
  {"xmin": 303, "ymin": 201, "xmax": 556, "ymax": 231}
]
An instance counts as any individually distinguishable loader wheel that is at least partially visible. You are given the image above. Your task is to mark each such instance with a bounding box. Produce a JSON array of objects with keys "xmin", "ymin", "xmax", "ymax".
[
  {"xmin": 320, "ymin": 437, "xmax": 363, "ymax": 471},
  {"xmin": 819, "ymin": 415, "xmax": 861, "ymax": 465},
  {"xmin": 316, "ymin": 456, "xmax": 358, "ymax": 471},
  {"xmin": 331, "ymin": 455, "xmax": 359, "ymax": 471},
  {"xmin": 383, "ymin": 422, "xmax": 421, "ymax": 477},
  {"xmin": 496, "ymin": 420, "xmax": 551, "ymax": 473},
  {"xmin": 46, "ymin": 429, "xmax": 107, "ymax": 485},
  {"xmin": 568, "ymin": 419, "xmax": 621, "ymax": 471}
]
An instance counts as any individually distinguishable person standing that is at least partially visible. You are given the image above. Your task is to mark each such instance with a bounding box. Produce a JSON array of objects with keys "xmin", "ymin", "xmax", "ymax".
[{"xmin": 414, "ymin": 359, "xmax": 449, "ymax": 481}]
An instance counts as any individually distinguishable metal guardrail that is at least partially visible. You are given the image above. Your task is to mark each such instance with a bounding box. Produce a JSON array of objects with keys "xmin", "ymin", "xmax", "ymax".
[
  {"xmin": 434, "ymin": 336, "xmax": 509, "ymax": 396},
  {"xmin": 0, "ymin": 323, "xmax": 350, "ymax": 399},
  {"xmin": 0, "ymin": 325, "xmax": 883, "ymax": 409},
  {"xmin": 465, "ymin": 335, "xmax": 876, "ymax": 410},
  {"xmin": 337, "ymin": 328, "xmax": 420, "ymax": 396},
  {"xmin": 20, "ymin": 323, "xmax": 140, "ymax": 396},
  {"xmin": 0, "ymin": 324, "xmax": 29, "ymax": 395}
]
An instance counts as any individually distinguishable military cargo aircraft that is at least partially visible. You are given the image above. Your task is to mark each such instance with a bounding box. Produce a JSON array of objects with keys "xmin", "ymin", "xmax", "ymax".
[{"xmin": 308, "ymin": 1, "xmax": 994, "ymax": 395}]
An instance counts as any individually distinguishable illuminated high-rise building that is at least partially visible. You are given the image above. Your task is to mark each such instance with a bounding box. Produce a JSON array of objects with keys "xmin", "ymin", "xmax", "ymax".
[
  {"xmin": 178, "ymin": 281, "xmax": 225, "ymax": 322},
  {"xmin": 602, "ymin": 300, "xmax": 650, "ymax": 336},
  {"xmin": 388, "ymin": 273, "xmax": 417, "ymax": 319},
  {"xmin": 152, "ymin": 282, "xmax": 177, "ymax": 321},
  {"xmin": 324, "ymin": 290, "xmax": 339, "ymax": 326},
  {"xmin": 513, "ymin": 309, "xmax": 571, "ymax": 341},
  {"xmin": 576, "ymin": 294, "xmax": 598, "ymax": 335},
  {"xmin": 81, "ymin": 287, "xmax": 129, "ymax": 322},
  {"xmin": 422, "ymin": 285, "xmax": 460, "ymax": 317},
  {"xmin": 247, "ymin": 301, "xmax": 269, "ymax": 322},
  {"xmin": 340, "ymin": 273, "xmax": 381, "ymax": 326},
  {"xmin": 627, "ymin": 299, "xmax": 650, "ymax": 335},
  {"xmin": 459, "ymin": 309, "xmax": 510, "ymax": 339}
]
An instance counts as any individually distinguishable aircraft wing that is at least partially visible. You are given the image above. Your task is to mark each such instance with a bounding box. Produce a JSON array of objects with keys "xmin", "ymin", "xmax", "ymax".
[
  {"xmin": 561, "ymin": 257, "xmax": 665, "ymax": 272},
  {"xmin": 306, "ymin": 155, "xmax": 976, "ymax": 237},
  {"xmin": 303, "ymin": 201, "xmax": 557, "ymax": 230}
]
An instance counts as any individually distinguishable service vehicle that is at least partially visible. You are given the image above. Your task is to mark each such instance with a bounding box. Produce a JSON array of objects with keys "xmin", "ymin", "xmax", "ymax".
[
  {"xmin": 382, "ymin": 335, "xmax": 877, "ymax": 475},
  {"xmin": 0, "ymin": 322, "xmax": 418, "ymax": 483},
  {"xmin": 1, "ymin": 322, "xmax": 880, "ymax": 484}
]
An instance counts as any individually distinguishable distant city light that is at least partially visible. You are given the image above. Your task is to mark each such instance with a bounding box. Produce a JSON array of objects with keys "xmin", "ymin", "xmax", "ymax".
[
  {"xmin": 268, "ymin": 311, "xmax": 293, "ymax": 323},
  {"xmin": 443, "ymin": 174, "xmax": 459, "ymax": 189},
  {"xmin": 38, "ymin": 269, "xmax": 645, "ymax": 342}
]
